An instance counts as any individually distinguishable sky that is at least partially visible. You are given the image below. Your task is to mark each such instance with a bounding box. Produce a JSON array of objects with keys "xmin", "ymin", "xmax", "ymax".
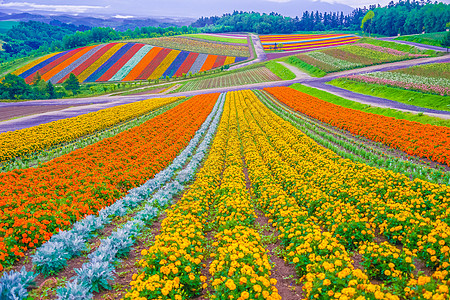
[{"xmin": 1, "ymin": 0, "xmax": 449, "ymax": 18}]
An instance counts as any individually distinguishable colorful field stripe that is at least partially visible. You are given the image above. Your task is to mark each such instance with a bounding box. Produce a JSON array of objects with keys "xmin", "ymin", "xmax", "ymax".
[
  {"xmin": 13, "ymin": 52, "xmax": 61, "ymax": 76},
  {"xmin": 260, "ymin": 34, "xmax": 360, "ymax": 52},
  {"xmin": 223, "ymin": 56, "xmax": 236, "ymax": 65},
  {"xmin": 41, "ymin": 45, "xmax": 97, "ymax": 83},
  {"xmin": 136, "ymin": 48, "xmax": 172, "ymax": 80},
  {"xmin": 173, "ymin": 52, "xmax": 199, "ymax": 77},
  {"xmin": 199, "ymin": 54, "xmax": 218, "ymax": 72},
  {"xmin": 84, "ymin": 43, "xmax": 135, "ymax": 82},
  {"xmin": 49, "ymin": 45, "xmax": 103, "ymax": 84},
  {"xmin": 12, "ymin": 42, "xmax": 250, "ymax": 84},
  {"xmin": 57, "ymin": 43, "xmax": 115, "ymax": 83},
  {"xmin": 78, "ymin": 43, "xmax": 127, "ymax": 83},
  {"xmin": 281, "ymin": 38, "xmax": 360, "ymax": 51},
  {"xmin": 188, "ymin": 53, "xmax": 208, "ymax": 75},
  {"xmin": 109, "ymin": 45, "xmax": 154, "ymax": 81},
  {"xmin": 212, "ymin": 55, "xmax": 227, "ymax": 69},
  {"xmin": 148, "ymin": 49, "xmax": 181, "ymax": 80},
  {"xmin": 18, "ymin": 51, "xmax": 70, "ymax": 80},
  {"xmin": 97, "ymin": 43, "xmax": 144, "ymax": 82},
  {"xmin": 122, "ymin": 47, "xmax": 163, "ymax": 81},
  {"xmin": 161, "ymin": 51, "xmax": 190, "ymax": 78}
]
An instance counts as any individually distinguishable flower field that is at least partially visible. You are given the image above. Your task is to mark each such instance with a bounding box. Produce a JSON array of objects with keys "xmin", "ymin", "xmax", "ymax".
[
  {"xmin": 14, "ymin": 42, "xmax": 248, "ymax": 84},
  {"xmin": 1, "ymin": 86, "xmax": 450, "ymax": 298},
  {"xmin": 265, "ymin": 86, "xmax": 450, "ymax": 166},
  {"xmin": 0, "ymin": 93, "xmax": 218, "ymax": 272},
  {"xmin": 0, "ymin": 97, "xmax": 182, "ymax": 164},
  {"xmin": 342, "ymin": 62, "xmax": 450, "ymax": 96},
  {"xmin": 288, "ymin": 40, "xmax": 429, "ymax": 75},
  {"xmin": 176, "ymin": 66, "xmax": 281, "ymax": 92},
  {"xmin": 260, "ymin": 33, "xmax": 360, "ymax": 52},
  {"xmin": 130, "ymin": 37, "xmax": 251, "ymax": 57}
]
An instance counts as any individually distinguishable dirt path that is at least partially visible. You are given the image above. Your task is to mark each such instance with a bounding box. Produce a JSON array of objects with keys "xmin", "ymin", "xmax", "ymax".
[{"xmin": 277, "ymin": 61, "xmax": 311, "ymax": 79}]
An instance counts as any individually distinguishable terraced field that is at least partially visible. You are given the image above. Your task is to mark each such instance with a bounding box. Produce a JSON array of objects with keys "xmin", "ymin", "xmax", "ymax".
[
  {"xmin": 13, "ymin": 42, "xmax": 248, "ymax": 84},
  {"xmin": 176, "ymin": 66, "xmax": 281, "ymax": 92},
  {"xmin": 285, "ymin": 39, "xmax": 432, "ymax": 76}
]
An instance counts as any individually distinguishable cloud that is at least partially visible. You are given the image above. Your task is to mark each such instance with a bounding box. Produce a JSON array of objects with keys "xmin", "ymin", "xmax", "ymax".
[{"xmin": 0, "ymin": 1, "xmax": 108, "ymax": 13}]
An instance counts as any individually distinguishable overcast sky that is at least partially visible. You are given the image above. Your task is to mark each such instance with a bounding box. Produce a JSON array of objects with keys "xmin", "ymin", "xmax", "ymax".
[{"xmin": 1, "ymin": 0, "xmax": 449, "ymax": 18}]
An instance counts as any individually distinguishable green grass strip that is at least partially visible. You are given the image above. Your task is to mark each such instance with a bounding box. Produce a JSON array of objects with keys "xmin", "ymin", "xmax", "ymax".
[
  {"xmin": 182, "ymin": 34, "xmax": 247, "ymax": 44},
  {"xmin": 327, "ymin": 78, "xmax": 450, "ymax": 112},
  {"xmin": 358, "ymin": 37, "xmax": 437, "ymax": 56},
  {"xmin": 285, "ymin": 56, "xmax": 327, "ymax": 77},
  {"xmin": 265, "ymin": 61, "xmax": 296, "ymax": 80},
  {"xmin": 289, "ymin": 83, "xmax": 450, "ymax": 127}
]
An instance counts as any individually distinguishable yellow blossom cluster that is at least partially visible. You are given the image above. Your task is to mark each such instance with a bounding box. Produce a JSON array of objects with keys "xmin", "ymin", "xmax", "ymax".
[
  {"xmin": 207, "ymin": 92, "xmax": 280, "ymax": 300},
  {"xmin": 122, "ymin": 95, "xmax": 228, "ymax": 300},
  {"xmin": 0, "ymin": 96, "xmax": 183, "ymax": 162}
]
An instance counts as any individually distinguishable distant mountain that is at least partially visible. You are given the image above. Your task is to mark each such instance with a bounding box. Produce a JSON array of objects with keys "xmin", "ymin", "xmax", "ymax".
[
  {"xmin": 0, "ymin": 0, "xmax": 355, "ymax": 19},
  {"xmin": 0, "ymin": 12, "xmax": 195, "ymax": 31}
]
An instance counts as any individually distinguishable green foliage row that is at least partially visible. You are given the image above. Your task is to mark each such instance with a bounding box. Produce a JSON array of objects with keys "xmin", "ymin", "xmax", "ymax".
[
  {"xmin": 265, "ymin": 61, "xmax": 296, "ymax": 80},
  {"xmin": 395, "ymin": 32, "xmax": 448, "ymax": 47}
]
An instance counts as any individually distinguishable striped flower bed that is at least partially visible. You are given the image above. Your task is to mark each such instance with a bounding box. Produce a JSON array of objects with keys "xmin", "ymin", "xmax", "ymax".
[
  {"xmin": 14, "ymin": 42, "xmax": 248, "ymax": 84},
  {"xmin": 260, "ymin": 33, "xmax": 360, "ymax": 52}
]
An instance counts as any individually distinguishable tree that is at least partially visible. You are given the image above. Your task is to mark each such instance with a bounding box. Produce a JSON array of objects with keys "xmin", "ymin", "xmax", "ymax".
[
  {"xmin": 0, "ymin": 74, "xmax": 32, "ymax": 100},
  {"xmin": 63, "ymin": 73, "xmax": 80, "ymax": 95},
  {"xmin": 442, "ymin": 31, "xmax": 450, "ymax": 52},
  {"xmin": 31, "ymin": 72, "xmax": 42, "ymax": 86},
  {"xmin": 361, "ymin": 10, "xmax": 375, "ymax": 36},
  {"xmin": 46, "ymin": 81, "xmax": 56, "ymax": 99}
]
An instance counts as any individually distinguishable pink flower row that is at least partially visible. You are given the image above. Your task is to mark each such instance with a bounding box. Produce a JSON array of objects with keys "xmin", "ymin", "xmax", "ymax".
[
  {"xmin": 356, "ymin": 43, "xmax": 424, "ymax": 57},
  {"xmin": 346, "ymin": 75, "xmax": 450, "ymax": 96}
]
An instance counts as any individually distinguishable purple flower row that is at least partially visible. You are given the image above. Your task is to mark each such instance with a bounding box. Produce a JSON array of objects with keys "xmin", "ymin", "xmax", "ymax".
[
  {"xmin": 346, "ymin": 75, "xmax": 450, "ymax": 96},
  {"xmin": 356, "ymin": 43, "xmax": 424, "ymax": 57}
]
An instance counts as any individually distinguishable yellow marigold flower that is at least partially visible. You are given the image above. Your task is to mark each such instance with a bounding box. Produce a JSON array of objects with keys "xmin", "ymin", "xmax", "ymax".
[
  {"xmin": 226, "ymin": 279, "xmax": 237, "ymax": 291},
  {"xmin": 254, "ymin": 284, "xmax": 262, "ymax": 293}
]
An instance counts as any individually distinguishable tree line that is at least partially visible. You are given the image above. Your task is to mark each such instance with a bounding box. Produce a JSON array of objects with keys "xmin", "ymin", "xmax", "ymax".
[{"xmin": 192, "ymin": 0, "xmax": 450, "ymax": 35}]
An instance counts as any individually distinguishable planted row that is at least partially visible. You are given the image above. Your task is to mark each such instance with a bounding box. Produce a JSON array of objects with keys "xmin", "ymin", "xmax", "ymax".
[{"xmin": 0, "ymin": 96, "xmax": 181, "ymax": 163}]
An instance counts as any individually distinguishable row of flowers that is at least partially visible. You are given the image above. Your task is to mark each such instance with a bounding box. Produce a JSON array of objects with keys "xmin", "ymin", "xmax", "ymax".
[
  {"xmin": 208, "ymin": 91, "xmax": 280, "ymax": 299},
  {"xmin": 265, "ymin": 86, "xmax": 450, "ymax": 166},
  {"xmin": 123, "ymin": 93, "xmax": 230, "ymax": 300},
  {"xmin": 178, "ymin": 67, "xmax": 280, "ymax": 92},
  {"xmin": 0, "ymin": 96, "xmax": 182, "ymax": 163},
  {"xmin": 237, "ymin": 89, "xmax": 449, "ymax": 298},
  {"xmin": 0, "ymin": 93, "xmax": 218, "ymax": 272}
]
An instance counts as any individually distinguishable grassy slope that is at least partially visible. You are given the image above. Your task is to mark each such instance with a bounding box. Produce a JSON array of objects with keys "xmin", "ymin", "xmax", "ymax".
[
  {"xmin": 290, "ymin": 83, "xmax": 450, "ymax": 127},
  {"xmin": 265, "ymin": 61, "xmax": 295, "ymax": 80},
  {"xmin": 395, "ymin": 32, "xmax": 447, "ymax": 48},
  {"xmin": 284, "ymin": 56, "xmax": 327, "ymax": 77},
  {"xmin": 182, "ymin": 34, "xmax": 247, "ymax": 44},
  {"xmin": 327, "ymin": 78, "xmax": 450, "ymax": 111}
]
